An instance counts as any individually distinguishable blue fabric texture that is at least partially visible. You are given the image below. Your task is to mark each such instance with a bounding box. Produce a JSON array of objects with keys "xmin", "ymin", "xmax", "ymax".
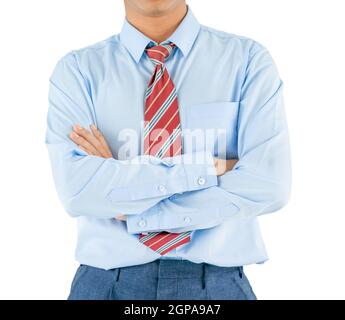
[{"xmin": 68, "ymin": 260, "xmax": 256, "ymax": 300}]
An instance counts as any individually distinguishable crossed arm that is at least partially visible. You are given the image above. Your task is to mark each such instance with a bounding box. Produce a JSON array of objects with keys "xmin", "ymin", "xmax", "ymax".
[
  {"xmin": 69, "ymin": 124, "xmax": 238, "ymax": 222},
  {"xmin": 46, "ymin": 46, "xmax": 291, "ymax": 234}
]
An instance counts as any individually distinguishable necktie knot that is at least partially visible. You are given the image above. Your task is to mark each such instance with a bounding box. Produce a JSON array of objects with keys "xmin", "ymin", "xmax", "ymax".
[{"xmin": 145, "ymin": 42, "xmax": 175, "ymax": 65}]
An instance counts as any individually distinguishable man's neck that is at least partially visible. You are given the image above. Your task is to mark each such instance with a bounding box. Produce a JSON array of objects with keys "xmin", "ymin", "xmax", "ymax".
[{"xmin": 124, "ymin": 4, "xmax": 188, "ymax": 44}]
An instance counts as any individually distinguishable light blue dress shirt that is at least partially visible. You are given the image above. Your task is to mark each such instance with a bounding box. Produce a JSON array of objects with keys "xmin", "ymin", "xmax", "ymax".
[{"xmin": 45, "ymin": 8, "xmax": 291, "ymax": 269}]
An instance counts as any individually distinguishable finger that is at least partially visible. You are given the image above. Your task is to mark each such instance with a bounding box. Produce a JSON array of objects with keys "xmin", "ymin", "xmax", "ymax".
[
  {"xmin": 73, "ymin": 124, "xmax": 105, "ymax": 152},
  {"xmin": 70, "ymin": 132, "xmax": 99, "ymax": 155},
  {"xmin": 230, "ymin": 159, "xmax": 239, "ymax": 167},
  {"xmin": 217, "ymin": 159, "xmax": 227, "ymax": 176},
  {"xmin": 115, "ymin": 214, "xmax": 127, "ymax": 221},
  {"xmin": 226, "ymin": 159, "xmax": 238, "ymax": 171},
  {"xmin": 213, "ymin": 157, "xmax": 218, "ymax": 168},
  {"xmin": 79, "ymin": 145, "xmax": 94, "ymax": 156},
  {"xmin": 70, "ymin": 132, "xmax": 101, "ymax": 156},
  {"xmin": 90, "ymin": 124, "xmax": 113, "ymax": 158}
]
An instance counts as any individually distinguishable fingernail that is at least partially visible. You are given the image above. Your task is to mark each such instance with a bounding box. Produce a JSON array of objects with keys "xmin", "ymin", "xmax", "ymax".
[
  {"xmin": 70, "ymin": 132, "xmax": 79, "ymax": 139},
  {"xmin": 74, "ymin": 124, "xmax": 82, "ymax": 131}
]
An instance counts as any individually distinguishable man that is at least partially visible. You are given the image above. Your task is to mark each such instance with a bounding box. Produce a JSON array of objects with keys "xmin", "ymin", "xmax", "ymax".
[{"xmin": 46, "ymin": 0, "xmax": 291, "ymax": 300}]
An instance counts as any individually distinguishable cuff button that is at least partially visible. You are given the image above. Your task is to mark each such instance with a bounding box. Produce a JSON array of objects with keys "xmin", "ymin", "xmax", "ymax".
[
  {"xmin": 197, "ymin": 177, "xmax": 206, "ymax": 185},
  {"xmin": 158, "ymin": 185, "xmax": 167, "ymax": 192},
  {"xmin": 138, "ymin": 220, "xmax": 146, "ymax": 227},
  {"xmin": 184, "ymin": 217, "xmax": 191, "ymax": 223}
]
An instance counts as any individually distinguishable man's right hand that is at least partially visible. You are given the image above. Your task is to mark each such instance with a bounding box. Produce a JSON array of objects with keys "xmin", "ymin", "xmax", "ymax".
[
  {"xmin": 70, "ymin": 124, "xmax": 113, "ymax": 158},
  {"xmin": 214, "ymin": 158, "xmax": 238, "ymax": 176}
]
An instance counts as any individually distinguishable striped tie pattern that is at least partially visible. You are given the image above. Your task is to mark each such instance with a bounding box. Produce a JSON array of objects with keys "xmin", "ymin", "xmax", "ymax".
[{"xmin": 139, "ymin": 42, "xmax": 192, "ymax": 256}]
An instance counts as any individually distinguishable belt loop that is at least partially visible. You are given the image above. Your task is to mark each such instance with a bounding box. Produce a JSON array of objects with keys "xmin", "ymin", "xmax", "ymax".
[
  {"xmin": 238, "ymin": 266, "xmax": 243, "ymax": 279},
  {"xmin": 116, "ymin": 268, "xmax": 121, "ymax": 282},
  {"xmin": 202, "ymin": 263, "xmax": 206, "ymax": 289}
]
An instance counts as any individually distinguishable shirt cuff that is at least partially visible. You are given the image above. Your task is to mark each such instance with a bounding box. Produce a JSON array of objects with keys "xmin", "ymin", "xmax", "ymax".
[
  {"xmin": 126, "ymin": 205, "xmax": 159, "ymax": 234},
  {"xmin": 126, "ymin": 200, "xmax": 239, "ymax": 235},
  {"xmin": 107, "ymin": 151, "xmax": 217, "ymax": 203},
  {"xmin": 181, "ymin": 151, "xmax": 218, "ymax": 192}
]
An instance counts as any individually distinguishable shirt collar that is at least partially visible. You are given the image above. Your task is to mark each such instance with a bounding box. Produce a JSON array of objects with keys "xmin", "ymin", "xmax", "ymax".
[{"xmin": 119, "ymin": 6, "xmax": 200, "ymax": 63}]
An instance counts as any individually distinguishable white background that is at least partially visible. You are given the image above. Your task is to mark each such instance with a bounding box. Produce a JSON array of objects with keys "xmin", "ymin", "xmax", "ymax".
[{"xmin": 0, "ymin": 0, "xmax": 344, "ymax": 300}]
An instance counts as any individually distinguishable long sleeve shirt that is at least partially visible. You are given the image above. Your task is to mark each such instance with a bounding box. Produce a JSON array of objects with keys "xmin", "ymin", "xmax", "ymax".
[{"xmin": 45, "ymin": 7, "xmax": 291, "ymax": 269}]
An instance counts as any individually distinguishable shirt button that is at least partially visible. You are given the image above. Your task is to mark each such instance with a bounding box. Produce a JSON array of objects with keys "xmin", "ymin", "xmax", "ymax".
[
  {"xmin": 138, "ymin": 220, "xmax": 146, "ymax": 227},
  {"xmin": 158, "ymin": 185, "xmax": 166, "ymax": 192},
  {"xmin": 197, "ymin": 177, "xmax": 206, "ymax": 186},
  {"xmin": 184, "ymin": 217, "xmax": 191, "ymax": 223}
]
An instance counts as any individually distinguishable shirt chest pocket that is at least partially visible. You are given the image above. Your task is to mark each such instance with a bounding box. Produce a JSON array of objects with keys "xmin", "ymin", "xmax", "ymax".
[{"xmin": 182, "ymin": 101, "xmax": 239, "ymax": 156}]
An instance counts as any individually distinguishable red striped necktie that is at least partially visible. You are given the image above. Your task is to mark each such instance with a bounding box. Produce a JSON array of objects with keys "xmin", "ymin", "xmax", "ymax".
[{"xmin": 139, "ymin": 42, "xmax": 192, "ymax": 255}]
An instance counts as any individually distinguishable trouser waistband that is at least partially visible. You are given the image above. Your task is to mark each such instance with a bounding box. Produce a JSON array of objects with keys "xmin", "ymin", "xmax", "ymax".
[{"xmin": 117, "ymin": 259, "xmax": 243, "ymax": 280}]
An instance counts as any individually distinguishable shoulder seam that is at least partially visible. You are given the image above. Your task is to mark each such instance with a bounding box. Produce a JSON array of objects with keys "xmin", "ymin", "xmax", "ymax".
[
  {"xmin": 199, "ymin": 25, "xmax": 253, "ymax": 42},
  {"xmin": 73, "ymin": 35, "xmax": 118, "ymax": 54}
]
